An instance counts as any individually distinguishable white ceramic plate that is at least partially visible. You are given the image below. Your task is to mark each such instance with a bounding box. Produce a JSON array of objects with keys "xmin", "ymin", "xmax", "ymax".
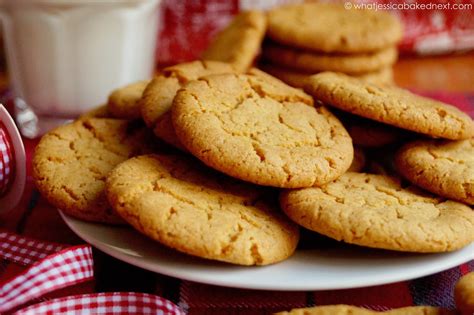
[{"xmin": 60, "ymin": 211, "xmax": 474, "ymax": 291}]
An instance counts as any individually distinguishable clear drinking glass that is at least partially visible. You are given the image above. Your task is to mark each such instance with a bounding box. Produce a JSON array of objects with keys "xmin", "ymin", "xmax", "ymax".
[{"xmin": 0, "ymin": 0, "xmax": 161, "ymax": 138}]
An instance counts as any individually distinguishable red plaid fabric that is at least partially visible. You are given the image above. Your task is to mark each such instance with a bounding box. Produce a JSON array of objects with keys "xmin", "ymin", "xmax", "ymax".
[
  {"xmin": 14, "ymin": 292, "xmax": 185, "ymax": 315},
  {"xmin": 0, "ymin": 231, "xmax": 67, "ymax": 266},
  {"xmin": 0, "ymin": 121, "xmax": 15, "ymax": 195}
]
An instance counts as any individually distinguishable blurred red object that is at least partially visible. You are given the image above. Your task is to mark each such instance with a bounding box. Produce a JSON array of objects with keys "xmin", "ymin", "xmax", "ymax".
[{"xmin": 156, "ymin": 0, "xmax": 474, "ymax": 65}]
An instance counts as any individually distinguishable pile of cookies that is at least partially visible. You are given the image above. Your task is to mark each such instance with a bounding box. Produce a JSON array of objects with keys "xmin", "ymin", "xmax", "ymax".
[
  {"xmin": 32, "ymin": 3, "xmax": 474, "ymax": 270},
  {"xmin": 202, "ymin": 3, "xmax": 402, "ymax": 87}
]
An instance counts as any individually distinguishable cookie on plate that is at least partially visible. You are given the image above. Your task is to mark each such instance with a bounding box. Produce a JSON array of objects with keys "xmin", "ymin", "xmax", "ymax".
[
  {"xmin": 275, "ymin": 305, "xmax": 453, "ymax": 315},
  {"xmin": 33, "ymin": 118, "xmax": 157, "ymax": 224},
  {"xmin": 395, "ymin": 138, "xmax": 474, "ymax": 205},
  {"xmin": 108, "ymin": 80, "xmax": 149, "ymax": 119},
  {"xmin": 455, "ymin": 272, "xmax": 474, "ymax": 315},
  {"xmin": 280, "ymin": 173, "xmax": 474, "ymax": 252},
  {"xmin": 172, "ymin": 69, "xmax": 353, "ymax": 188},
  {"xmin": 140, "ymin": 60, "xmax": 237, "ymax": 149},
  {"xmin": 259, "ymin": 64, "xmax": 393, "ymax": 88},
  {"xmin": 267, "ymin": 3, "xmax": 402, "ymax": 53},
  {"xmin": 305, "ymin": 72, "xmax": 474, "ymax": 140},
  {"xmin": 202, "ymin": 10, "xmax": 267, "ymax": 72},
  {"xmin": 262, "ymin": 42, "xmax": 397, "ymax": 74},
  {"xmin": 106, "ymin": 154, "xmax": 299, "ymax": 265}
]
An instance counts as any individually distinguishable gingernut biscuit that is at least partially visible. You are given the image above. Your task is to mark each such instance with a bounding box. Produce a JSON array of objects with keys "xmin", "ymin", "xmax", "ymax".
[
  {"xmin": 455, "ymin": 272, "xmax": 474, "ymax": 315},
  {"xmin": 262, "ymin": 42, "xmax": 397, "ymax": 74},
  {"xmin": 280, "ymin": 173, "xmax": 474, "ymax": 252},
  {"xmin": 259, "ymin": 63, "xmax": 393, "ymax": 88},
  {"xmin": 140, "ymin": 60, "xmax": 237, "ymax": 149},
  {"xmin": 275, "ymin": 305, "xmax": 453, "ymax": 315},
  {"xmin": 267, "ymin": 3, "xmax": 402, "ymax": 53},
  {"xmin": 106, "ymin": 154, "xmax": 299, "ymax": 265},
  {"xmin": 202, "ymin": 10, "xmax": 267, "ymax": 72},
  {"xmin": 305, "ymin": 72, "xmax": 474, "ymax": 140},
  {"xmin": 172, "ymin": 69, "xmax": 353, "ymax": 188},
  {"xmin": 32, "ymin": 118, "xmax": 157, "ymax": 224},
  {"xmin": 395, "ymin": 138, "xmax": 474, "ymax": 205},
  {"xmin": 108, "ymin": 80, "xmax": 149, "ymax": 119},
  {"xmin": 78, "ymin": 104, "xmax": 111, "ymax": 120}
]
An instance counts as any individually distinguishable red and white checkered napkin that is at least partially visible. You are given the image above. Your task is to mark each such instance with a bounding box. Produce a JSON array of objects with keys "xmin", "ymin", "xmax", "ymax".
[
  {"xmin": 0, "ymin": 231, "xmax": 184, "ymax": 315},
  {"xmin": 0, "ymin": 121, "xmax": 15, "ymax": 196},
  {"xmin": 15, "ymin": 292, "xmax": 183, "ymax": 315}
]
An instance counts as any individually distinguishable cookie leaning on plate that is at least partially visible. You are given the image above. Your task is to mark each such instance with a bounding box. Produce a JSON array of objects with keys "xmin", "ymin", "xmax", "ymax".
[
  {"xmin": 32, "ymin": 118, "xmax": 157, "ymax": 224},
  {"xmin": 280, "ymin": 172, "xmax": 474, "ymax": 252},
  {"xmin": 395, "ymin": 138, "xmax": 474, "ymax": 205},
  {"xmin": 275, "ymin": 305, "xmax": 453, "ymax": 315},
  {"xmin": 305, "ymin": 72, "xmax": 474, "ymax": 140},
  {"xmin": 106, "ymin": 154, "xmax": 299, "ymax": 265},
  {"xmin": 202, "ymin": 10, "xmax": 267, "ymax": 72},
  {"xmin": 172, "ymin": 69, "xmax": 353, "ymax": 188},
  {"xmin": 267, "ymin": 3, "xmax": 402, "ymax": 53}
]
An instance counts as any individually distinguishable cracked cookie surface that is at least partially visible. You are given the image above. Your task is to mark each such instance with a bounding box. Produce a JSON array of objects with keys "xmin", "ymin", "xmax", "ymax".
[
  {"xmin": 305, "ymin": 72, "xmax": 474, "ymax": 140},
  {"xmin": 280, "ymin": 172, "xmax": 474, "ymax": 252},
  {"xmin": 108, "ymin": 80, "xmax": 149, "ymax": 119},
  {"xmin": 32, "ymin": 118, "xmax": 157, "ymax": 224},
  {"xmin": 140, "ymin": 60, "xmax": 237, "ymax": 149},
  {"xmin": 172, "ymin": 70, "xmax": 353, "ymax": 188},
  {"xmin": 202, "ymin": 11, "xmax": 267, "ymax": 72},
  {"xmin": 267, "ymin": 3, "xmax": 402, "ymax": 53},
  {"xmin": 395, "ymin": 138, "xmax": 474, "ymax": 205},
  {"xmin": 105, "ymin": 154, "xmax": 299, "ymax": 265}
]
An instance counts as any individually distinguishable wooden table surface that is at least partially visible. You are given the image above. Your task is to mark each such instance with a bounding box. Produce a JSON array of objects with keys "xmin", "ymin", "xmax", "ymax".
[{"xmin": 394, "ymin": 52, "xmax": 474, "ymax": 92}]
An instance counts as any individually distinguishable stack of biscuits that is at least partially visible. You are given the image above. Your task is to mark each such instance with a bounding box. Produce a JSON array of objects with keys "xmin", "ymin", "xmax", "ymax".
[
  {"xmin": 32, "ymin": 3, "xmax": 474, "ymax": 273},
  {"xmin": 259, "ymin": 3, "xmax": 402, "ymax": 87}
]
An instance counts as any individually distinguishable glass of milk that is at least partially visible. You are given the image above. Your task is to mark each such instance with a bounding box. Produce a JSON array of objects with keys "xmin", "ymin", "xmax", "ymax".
[{"xmin": 0, "ymin": 0, "xmax": 161, "ymax": 137}]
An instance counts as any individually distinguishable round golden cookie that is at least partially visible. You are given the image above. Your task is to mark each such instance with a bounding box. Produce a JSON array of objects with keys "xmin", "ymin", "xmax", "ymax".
[
  {"xmin": 262, "ymin": 42, "xmax": 397, "ymax": 74},
  {"xmin": 259, "ymin": 63, "xmax": 393, "ymax": 88},
  {"xmin": 455, "ymin": 272, "xmax": 474, "ymax": 315},
  {"xmin": 280, "ymin": 173, "xmax": 474, "ymax": 252},
  {"xmin": 140, "ymin": 60, "xmax": 237, "ymax": 146},
  {"xmin": 267, "ymin": 3, "xmax": 402, "ymax": 53},
  {"xmin": 305, "ymin": 72, "xmax": 474, "ymax": 140},
  {"xmin": 32, "ymin": 118, "xmax": 157, "ymax": 224},
  {"xmin": 172, "ymin": 69, "xmax": 353, "ymax": 188},
  {"xmin": 395, "ymin": 138, "xmax": 474, "ymax": 205},
  {"xmin": 108, "ymin": 80, "xmax": 149, "ymax": 119},
  {"xmin": 275, "ymin": 305, "xmax": 453, "ymax": 315},
  {"xmin": 78, "ymin": 104, "xmax": 110, "ymax": 120},
  {"xmin": 106, "ymin": 154, "xmax": 299, "ymax": 265},
  {"xmin": 202, "ymin": 10, "xmax": 267, "ymax": 72}
]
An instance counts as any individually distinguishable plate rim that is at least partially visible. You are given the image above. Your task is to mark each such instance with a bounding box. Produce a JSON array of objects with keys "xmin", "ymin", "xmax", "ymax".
[{"xmin": 60, "ymin": 210, "xmax": 474, "ymax": 291}]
